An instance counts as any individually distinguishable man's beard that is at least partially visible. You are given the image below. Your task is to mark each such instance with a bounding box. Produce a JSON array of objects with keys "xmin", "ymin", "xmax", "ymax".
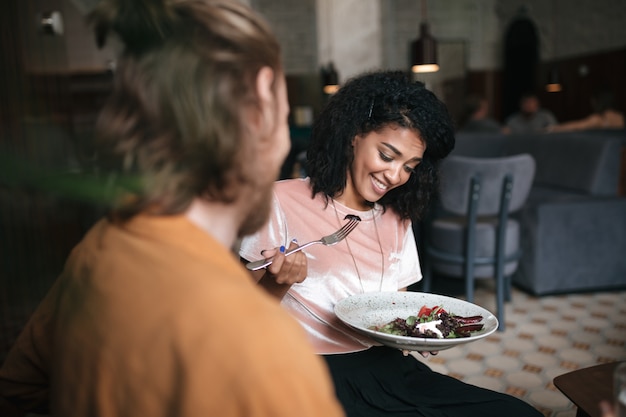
[{"xmin": 237, "ymin": 181, "xmax": 273, "ymax": 238}]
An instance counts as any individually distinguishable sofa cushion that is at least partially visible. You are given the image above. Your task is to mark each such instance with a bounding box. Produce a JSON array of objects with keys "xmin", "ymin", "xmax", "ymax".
[
  {"xmin": 505, "ymin": 132, "xmax": 625, "ymax": 195},
  {"xmin": 455, "ymin": 131, "xmax": 626, "ymax": 196},
  {"xmin": 514, "ymin": 189, "xmax": 626, "ymax": 295},
  {"xmin": 452, "ymin": 133, "xmax": 508, "ymax": 157}
]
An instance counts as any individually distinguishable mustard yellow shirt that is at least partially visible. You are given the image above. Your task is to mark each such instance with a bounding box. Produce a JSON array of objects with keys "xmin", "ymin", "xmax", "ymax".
[{"xmin": 0, "ymin": 215, "xmax": 344, "ymax": 417}]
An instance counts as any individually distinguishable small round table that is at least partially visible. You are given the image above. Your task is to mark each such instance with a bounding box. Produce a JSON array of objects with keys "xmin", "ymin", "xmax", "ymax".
[{"xmin": 553, "ymin": 361, "xmax": 623, "ymax": 417}]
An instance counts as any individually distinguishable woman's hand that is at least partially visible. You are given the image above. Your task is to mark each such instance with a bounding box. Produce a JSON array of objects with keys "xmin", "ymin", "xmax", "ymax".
[
  {"xmin": 264, "ymin": 240, "xmax": 307, "ymax": 285},
  {"xmin": 402, "ymin": 350, "xmax": 438, "ymax": 357},
  {"xmin": 252, "ymin": 240, "xmax": 307, "ymax": 300}
]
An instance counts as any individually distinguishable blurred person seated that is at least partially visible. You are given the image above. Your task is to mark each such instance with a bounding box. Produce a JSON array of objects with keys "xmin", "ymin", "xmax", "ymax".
[
  {"xmin": 0, "ymin": 0, "xmax": 345, "ymax": 416},
  {"xmin": 458, "ymin": 94, "xmax": 502, "ymax": 133},
  {"xmin": 503, "ymin": 92, "xmax": 557, "ymax": 134},
  {"xmin": 549, "ymin": 87, "xmax": 624, "ymax": 132}
]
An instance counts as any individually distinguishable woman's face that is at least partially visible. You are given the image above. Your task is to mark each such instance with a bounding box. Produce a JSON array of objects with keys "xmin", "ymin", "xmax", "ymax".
[{"xmin": 340, "ymin": 124, "xmax": 426, "ymax": 210}]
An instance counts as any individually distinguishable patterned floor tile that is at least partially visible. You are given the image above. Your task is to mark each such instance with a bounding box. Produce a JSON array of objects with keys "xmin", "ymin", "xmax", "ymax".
[{"xmin": 413, "ymin": 283, "xmax": 626, "ymax": 416}]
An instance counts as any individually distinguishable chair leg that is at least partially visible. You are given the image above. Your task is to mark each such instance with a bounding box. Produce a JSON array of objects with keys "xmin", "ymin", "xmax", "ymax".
[
  {"xmin": 465, "ymin": 261, "xmax": 474, "ymax": 303},
  {"xmin": 505, "ymin": 275, "xmax": 512, "ymax": 302},
  {"xmin": 496, "ymin": 268, "xmax": 505, "ymax": 331}
]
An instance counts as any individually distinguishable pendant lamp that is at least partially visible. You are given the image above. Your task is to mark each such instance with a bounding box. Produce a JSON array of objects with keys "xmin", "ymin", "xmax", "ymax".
[
  {"xmin": 320, "ymin": 2, "xmax": 339, "ymax": 95},
  {"xmin": 321, "ymin": 62, "xmax": 339, "ymax": 95},
  {"xmin": 545, "ymin": 1, "xmax": 562, "ymax": 92},
  {"xmin": 545, "ymin": 67, "xmax": 562, "ymax": 92},
  {"xmin": 411, "ymin": 0, "xmax": 439, "ymax": 73}
]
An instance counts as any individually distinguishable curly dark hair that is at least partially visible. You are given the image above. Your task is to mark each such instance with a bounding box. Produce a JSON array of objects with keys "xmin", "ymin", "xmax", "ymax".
[{"xmin": 307, "ymin": 70, "xmax": 455, "ymax": 221}]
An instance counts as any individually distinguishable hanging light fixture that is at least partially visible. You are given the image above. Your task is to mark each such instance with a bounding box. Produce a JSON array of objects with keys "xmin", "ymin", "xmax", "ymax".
[
  {"xmin": 321, "ymin": 62, "xmax": 339, "ymax": 95},
  {"xmin": 545, "ymin": 67, "xmax": 562, "ymax": 92},
  {"xmin": 320, "ymin": 2, "xmax": 339, "ymax": 95},
  {"xmin": 411, "ymin": 0, "xmax": 439, "ymax": 73},
  {"xmin": 545, "ymin": 0, "xmax": 562, "ymax": 93}
]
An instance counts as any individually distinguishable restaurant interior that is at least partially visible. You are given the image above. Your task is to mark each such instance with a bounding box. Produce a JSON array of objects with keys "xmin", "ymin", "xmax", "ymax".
[{"xmin": 1, "ymin": 0, "xmax": 625, "ymax": 416}]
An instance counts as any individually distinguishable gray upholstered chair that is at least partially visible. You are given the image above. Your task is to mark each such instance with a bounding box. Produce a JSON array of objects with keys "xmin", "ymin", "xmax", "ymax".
[{"xmin": 422, "ymin": 154, "xmax": 536, "ymax": 330}]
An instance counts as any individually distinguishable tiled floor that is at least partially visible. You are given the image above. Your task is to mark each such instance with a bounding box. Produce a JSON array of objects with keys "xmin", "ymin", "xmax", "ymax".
[{"xmin": 411, "ymin": 280, "xmax": 626, "ymax": 417}]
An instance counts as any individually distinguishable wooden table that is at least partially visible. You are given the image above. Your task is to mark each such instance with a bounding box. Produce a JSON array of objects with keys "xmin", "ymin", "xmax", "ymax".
[{"xmin": 553, "ymin": 361, "xmax": 623, "ymax": 417}]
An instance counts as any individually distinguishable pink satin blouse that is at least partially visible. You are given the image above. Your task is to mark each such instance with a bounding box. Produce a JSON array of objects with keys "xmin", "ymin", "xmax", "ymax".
[{"xmin": 239, "ymin": 178, "xmax": 421, "ymax": 354}]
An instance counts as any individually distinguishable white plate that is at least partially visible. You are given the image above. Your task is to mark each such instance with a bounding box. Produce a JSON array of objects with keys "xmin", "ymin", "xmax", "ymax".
[{"xmin": 334, "ymin": 292, "xmax": 498, "ymax": 352}]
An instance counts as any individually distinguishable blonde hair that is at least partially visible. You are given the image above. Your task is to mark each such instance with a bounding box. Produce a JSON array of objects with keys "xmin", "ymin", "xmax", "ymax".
[{"xmin": 90, "ymin": 0, "xmax": 282, "ymax": 221}]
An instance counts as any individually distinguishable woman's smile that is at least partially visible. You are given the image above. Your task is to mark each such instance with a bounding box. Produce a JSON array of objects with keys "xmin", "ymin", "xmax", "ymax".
[
  {"xmin": 371, "ymin": 175, "xmax": 389, "ymax": 194},
  {"xmin": 339, "ymin": 124, "xmax": 425, "ymax": 210}
]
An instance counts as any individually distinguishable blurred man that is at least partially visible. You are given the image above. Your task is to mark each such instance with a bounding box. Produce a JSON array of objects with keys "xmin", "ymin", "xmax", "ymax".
[
  {"xmin": 504, "ymin": 92, "xmax": 557, "ymax": 134},
  {"xmin": 0, "ymin": 1, "xmax": 345, "ymax": 416}
]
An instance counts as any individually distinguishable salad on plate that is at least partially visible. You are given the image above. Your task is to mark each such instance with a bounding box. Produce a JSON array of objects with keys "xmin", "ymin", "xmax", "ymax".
[{"xmin": 370, "ymin": 305, "xmax": 485, "ymax": 339}]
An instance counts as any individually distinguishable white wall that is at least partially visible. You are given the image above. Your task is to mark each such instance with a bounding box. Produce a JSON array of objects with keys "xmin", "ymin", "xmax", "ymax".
[
  {"xmin": 317, "ymin": 0, "xmax": 382, "ymax": 83},
  {"xmin": 317, "ymin": 0, "xmax": 626, "ymax": 80},
  {"xmin": 54, "ymin": 0, "xmax": 626, "ymax": 80}
]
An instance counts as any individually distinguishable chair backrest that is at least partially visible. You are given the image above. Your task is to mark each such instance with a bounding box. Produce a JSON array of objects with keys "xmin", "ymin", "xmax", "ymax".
[{"xmin": 437, "ymin": 154, "xmax": 536, "ymax": 216}]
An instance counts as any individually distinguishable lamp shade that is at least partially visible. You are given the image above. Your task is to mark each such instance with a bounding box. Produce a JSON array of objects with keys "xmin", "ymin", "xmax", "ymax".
[
  {"xmin": 321, "ymin": 62, "xmax": 339, "ymax": 95},
  {"xmin": 545, "ymin": 67, "xmax": 562, "ymax": 92},
  {"xmin": 411, "ymin": 22, "xmax": 439, "ymax": 73}
]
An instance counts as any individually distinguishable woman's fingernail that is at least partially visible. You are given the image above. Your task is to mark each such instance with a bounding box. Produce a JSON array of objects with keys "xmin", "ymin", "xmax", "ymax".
[
  {"xmin": 260, "ymin": 250, "xmax": 267, "ymax": 255},
  {"xmin": 279, "ymin": 245, "xmax": 285, "ymax": 253},
  {"xmin": 291, "ymin": 238, "xmax": 298, "ymax": 244}
]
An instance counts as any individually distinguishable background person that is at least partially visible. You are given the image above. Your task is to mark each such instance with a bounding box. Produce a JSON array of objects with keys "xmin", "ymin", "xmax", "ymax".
[
  {"xmin": 458, "ymin": 94, "xmax": 502, "ymax": 133},
  {"xmin": 0, "ymin": 1, "xmax": 345, "ymax": 416},
  {"xmin": 548, "ymin": 87, "xmax": 624, "ymax": 132},
  {"xmin": 503, "ymin": 92, "xmax": 557, "ymax": 134},
  {"xmin": 240, "ymin": 70, "xmax": 543, "ymax": 417}
]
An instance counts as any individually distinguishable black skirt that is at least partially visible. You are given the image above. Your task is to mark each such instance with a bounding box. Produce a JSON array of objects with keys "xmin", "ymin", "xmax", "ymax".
[{"xmin": 322, "ymin": 346, "xmax": 543, "ymax": 417}]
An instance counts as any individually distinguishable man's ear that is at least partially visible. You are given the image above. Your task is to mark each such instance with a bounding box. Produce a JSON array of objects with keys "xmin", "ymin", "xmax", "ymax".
[
  {"xmin": 254, "ymin": 66, "xmax": 276, "ymax": 140},
  {"xmin": 256, "ymin": 66, "xmax": 275, "ymax": 109},
  {"xmin": 253, "ymin": 66, "xmax": 276, "ymax": 154}
]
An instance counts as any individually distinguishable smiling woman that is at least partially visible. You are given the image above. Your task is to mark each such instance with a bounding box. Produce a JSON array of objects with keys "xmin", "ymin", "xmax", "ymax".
[{"xmin": 239, "ymin": 70, "xmax": 543, "ymax": 417}]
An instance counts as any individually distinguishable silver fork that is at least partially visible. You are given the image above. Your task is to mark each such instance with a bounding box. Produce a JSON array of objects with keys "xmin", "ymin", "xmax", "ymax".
[{"xmin": 245, "ymin": 214, "xmax": 361, "ymax": 271}]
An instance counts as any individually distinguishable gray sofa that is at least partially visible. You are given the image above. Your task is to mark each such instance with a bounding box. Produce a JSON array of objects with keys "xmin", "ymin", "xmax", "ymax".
[{"xmin": 447, "ymin": 130, "xmax": 626, "ymax": 295}]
